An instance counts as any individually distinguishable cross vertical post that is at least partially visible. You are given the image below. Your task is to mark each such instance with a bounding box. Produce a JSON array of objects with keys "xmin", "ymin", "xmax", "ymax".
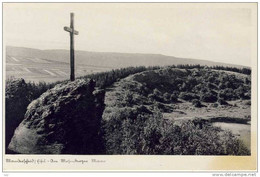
[
  {"xmin": 70, "ymin": 13, "xmax": 75, "ymax": 81},
  {"xmin": 64, "ymin": 12, "xmax": 79, "ymax": 81}
]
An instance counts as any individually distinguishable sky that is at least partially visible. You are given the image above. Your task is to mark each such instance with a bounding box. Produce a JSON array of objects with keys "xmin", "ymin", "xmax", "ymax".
[{"xmin": 3, "ymin": 3, "xmax": 257, "ymax": 66}]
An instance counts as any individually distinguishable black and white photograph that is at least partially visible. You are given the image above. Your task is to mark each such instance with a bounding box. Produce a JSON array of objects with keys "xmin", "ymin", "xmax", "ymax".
[{"xmin": 2, "ymin": 2, "xmax": 257, "ymax": 171}]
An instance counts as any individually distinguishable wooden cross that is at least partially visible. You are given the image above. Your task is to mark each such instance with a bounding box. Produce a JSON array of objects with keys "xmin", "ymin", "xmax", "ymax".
[{"xmin": 64, "ymin": 13, "xmax": 79, "ymax": 81}]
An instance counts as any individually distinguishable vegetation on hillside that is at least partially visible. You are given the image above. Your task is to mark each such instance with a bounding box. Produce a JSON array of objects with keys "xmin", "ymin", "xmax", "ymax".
[
  {"xmin": 5, "ymin": 64, "xmax": 251, "ymax": 155},
  {"xmin": 131, "ymin": 67, "xmax": 251, "ymax": 105},
  {"xmin": 173, "ymin": 64, "xmax": 251, "ymax": 75},
  {"xmin": 102, "ymin": 66, "xmax": 251, "ymax": 155},
  {"xmin": 103, "ymin": 108, "xmax": 249, "ymax": 155}
]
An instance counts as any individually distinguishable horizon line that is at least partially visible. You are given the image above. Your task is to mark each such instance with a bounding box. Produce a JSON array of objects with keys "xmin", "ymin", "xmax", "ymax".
[{"xmin": 5, "ymin": 45, "xmax": 250, "ymax": 68}]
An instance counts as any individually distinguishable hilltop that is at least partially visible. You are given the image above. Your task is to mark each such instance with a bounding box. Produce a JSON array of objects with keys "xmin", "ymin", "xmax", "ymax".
[{"xmin": 103, "ymin": 67, "xmax": 251, "ymax": 154}]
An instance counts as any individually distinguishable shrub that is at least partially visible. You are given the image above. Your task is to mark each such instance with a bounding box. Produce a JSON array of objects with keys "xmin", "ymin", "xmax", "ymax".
[
  {"xmin": 208, "ymin": 76, "xmax": 216, "ymax": 83},
  {"xmin": 221, "ymin": 131, "xmax": 250, "ymax": 155},
  {"xmin": 218, "ymin": 88, "xmax": 239, "ymax": 101},
  {"xmin": 148, "ymin": 89, "xmax": 165, "ymax": 102},
  {"xmin": 148, "ymin": 93, "xmax": 155, "ymax": 102},
  {"xmin": 193, "ymin": 84, "xmax": 203, "ymax": 93},
  {"xmin": 180, "ymin": 82, "xmax": 187, "ymax": 91},
  {"xmin": 103, "ymin": 104, "xmax": 250, "ymax": 155},
  {"xmin": 217, "ymin": 98, "xmax": 228, "ymax": 105},
  {"xmin": 153, "ymin": 88, "xmax": 161, "ymax": 97},
  {"xmin": 192, "ymin": 99, "xmax": 202, "ymax": 107},
  {"xmin": 200, "ymin": 87, "xmax": 208, "ymax": 94},
  {"xmin": 179, "ymin": 92, "xmax": 199, "ymax": 101},
  {"xmin": 170, "ymin": 94, "xmax": 178, "ymax": 102},
  {"xmin": 200, "ymin": 92, "xmax": 217, "ymax": 103},
  {"xmin": 207, "ymin": 82, "xmax": 217, "ymax": 90},
  {"xmin": 234, "ymin": 86, "xmax": 246, "ymax": 99},
  {"xmin": 134, "ymin": 105, "xmax": 152, "ymax": 115},
  {"xmin": 244, "ymin": 77, "xmax": 251, "ymax": 84},
  {"xmin": 121, "ymin": 91, "xmax": 134, "ymax": 106},
  {"xmin": 218, "ymin": 83, "xmax": 226, "ymax": 89},
  {"xmin": 5, "ymin": 78, "xmax": 30, "ymax": 152},
  {"xmin": 163, "ymin": 92, "xmax": 171, "ymax": 103},
  {"xmin": 26, "ymin": 81, "xmax": 54, "ymax": 101},
  {"xmin": 153, "ymin": 102, "xmax": 172, "ymax": 113},
  {"xmin": 102, "ymin": 107, "xmax": 140, "ymax": 154}
]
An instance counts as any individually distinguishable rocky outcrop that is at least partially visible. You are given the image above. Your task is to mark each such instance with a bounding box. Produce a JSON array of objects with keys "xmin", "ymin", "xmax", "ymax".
[
  {"xmin": 8, "ymin": 79, "xmax": 105, "ymax": 154},
  {"xmin": 5, "ymin": 78, "xmax": 30, "ymax": 153}
]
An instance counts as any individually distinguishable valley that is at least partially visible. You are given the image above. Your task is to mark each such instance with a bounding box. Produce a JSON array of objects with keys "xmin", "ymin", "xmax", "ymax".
[
  {"xmin": 6, "ymin": 55, "xmax": 114, "ymax": 83},
  {"xmin": 5, "ymin": 46, "xmax": 247, "ymax": 83}
]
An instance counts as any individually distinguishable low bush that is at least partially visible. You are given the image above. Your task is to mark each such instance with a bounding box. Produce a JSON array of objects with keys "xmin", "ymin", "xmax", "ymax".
[
  {"xmin": 153, "ymin": 102, "xmax": 173, "ymax": 113},
  {"xmin": 103, "ymin": 109, "xmax": 250, "ymax": 155},
  {"xmin": 170, "ymin": 94, "xmax": 178, "ymax": 102},
  {"xmin": 121, "ymin": 90, "xmax": 134, "ymax": 107},
  {"xmin": 217, "ymin": 98, "xmax": 228, "ymax": 105},
  {"xmin": 163, "ymin": 92, "xmax": 171, "ymax": 103},
  {"xmin": 179, "ymin": 92, "xmax": 199, "ymax": 101},
  {"xmin": 192, "ymin": 99, "xmax": 202, "ymax": 107},
  {"xmin": 218, "ymin": 88, "xmax": 239, "ymax": 101},
  {"xmin": 200, "ymin": 92, "xmax": 217, "ymax": 103}
]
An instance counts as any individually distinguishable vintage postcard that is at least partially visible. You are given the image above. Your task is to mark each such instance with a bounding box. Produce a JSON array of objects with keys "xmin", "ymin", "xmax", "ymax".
[{"xmin": 2, "ymin": 2, "xmax": 257, "ymax": 172}]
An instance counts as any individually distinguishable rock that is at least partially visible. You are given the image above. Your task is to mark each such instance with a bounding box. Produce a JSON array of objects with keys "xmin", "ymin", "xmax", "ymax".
[
  {"xmin": 5, "ymin": 78, "xmax": 30, "ymax": 153},
  {"xmin": 8, "ymin": 79, "xmax": 105, "ymax": 154}
]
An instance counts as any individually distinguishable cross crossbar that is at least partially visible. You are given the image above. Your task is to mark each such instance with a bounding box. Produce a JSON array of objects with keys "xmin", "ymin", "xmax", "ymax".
[{"xmin": 64, "ymin": 26, "xmax": 79, "ymax": 35}]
